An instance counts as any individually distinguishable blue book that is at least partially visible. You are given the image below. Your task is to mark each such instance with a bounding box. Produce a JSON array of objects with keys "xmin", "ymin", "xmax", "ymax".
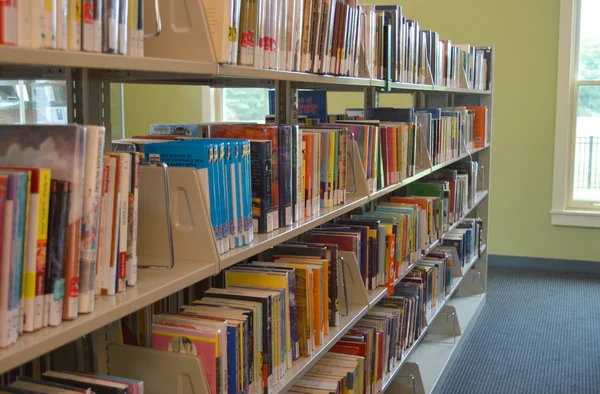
[
  {"xmin": 241, "ymin": 140, "xmax": 254, "ymax": 244},
  {"xmin": 144, "ymin": 140, "xmax": 227, "ymax": 254},
  {"xmin": 0, "ymin": 170, "xmax": 29, "ymax": 343},
  {"xmin": 225, "ymin": 324, "xmax": 239, "ymax": 394}
]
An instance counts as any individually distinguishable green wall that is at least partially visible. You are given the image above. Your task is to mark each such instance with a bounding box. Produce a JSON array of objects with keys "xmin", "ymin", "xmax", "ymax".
[
  {"xmin": 352, "ymin": 0, "xmax": 600, "ymax": 261},
  {"xmin": 122, "ymin": 0, "xmax": 600, "ymax": 262},
  {"xmin": 123, "ymin": 84, "xmax": 204, "ymax": 137}
]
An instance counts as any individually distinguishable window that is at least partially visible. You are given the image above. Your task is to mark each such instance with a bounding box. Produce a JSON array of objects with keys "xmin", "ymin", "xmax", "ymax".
[
  {"xmin": 219, "ymin": 88, "xmax": 269, "ymax": 123},
  {"xmin": 552, "ymin": 0, "xmax": 600, "ymax": 227},
  {"xmin": 0, "ymin": 80, "xmax": 68, "ymax": 125}
]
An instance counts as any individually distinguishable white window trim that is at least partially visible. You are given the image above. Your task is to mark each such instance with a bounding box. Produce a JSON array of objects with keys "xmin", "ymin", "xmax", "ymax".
[{"xmin": 551, "ymin": 0, "xmax": 600, "ymax": 228}]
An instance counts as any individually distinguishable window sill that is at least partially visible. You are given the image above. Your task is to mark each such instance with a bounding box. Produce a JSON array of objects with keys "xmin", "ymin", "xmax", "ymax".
[{"xmin": 550, "ymin": 209, "xmax": 600, "ymax": 228}]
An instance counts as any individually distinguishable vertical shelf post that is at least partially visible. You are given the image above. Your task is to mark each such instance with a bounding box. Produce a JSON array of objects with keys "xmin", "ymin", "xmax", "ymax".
[{"xmin": 275, "ymin": 80, "xmax": 298, "ymax": 124}]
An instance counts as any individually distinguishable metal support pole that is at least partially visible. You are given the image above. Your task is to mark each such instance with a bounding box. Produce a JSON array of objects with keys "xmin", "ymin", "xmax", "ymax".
[
  {"xmin": 364, "ymin": 86, "xmax": 378, "ymax": 114},
  {"xmin": 275, "ymin": 80, "xmax": 298, "ymax": 124},
  {"xmin": 66, "ymin": 68, "xmax": 113, "ymax": 151}
]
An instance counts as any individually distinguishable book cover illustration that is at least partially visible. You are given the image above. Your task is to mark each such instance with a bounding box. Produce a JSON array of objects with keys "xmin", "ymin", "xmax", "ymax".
[{"xmin": 0, "ymin": 125, "xmax": 86, "ymax": 322}]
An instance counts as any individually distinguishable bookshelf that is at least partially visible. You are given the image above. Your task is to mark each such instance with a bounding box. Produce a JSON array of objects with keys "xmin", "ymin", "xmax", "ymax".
[{"xmin": 0, "ymin": 1, "xmax": 494, "ymax": 393}]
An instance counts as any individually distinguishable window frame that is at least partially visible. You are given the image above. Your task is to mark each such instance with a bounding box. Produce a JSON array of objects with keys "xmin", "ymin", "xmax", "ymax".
[{"xmin": 551, "ymin": 0, "xmax": 600, "ymax": 228}]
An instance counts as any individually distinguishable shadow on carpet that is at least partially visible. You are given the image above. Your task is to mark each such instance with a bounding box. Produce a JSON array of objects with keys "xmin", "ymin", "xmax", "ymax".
[{"xmin": 439, "ymin": 267, "xmax": 600, "ymax": 394}]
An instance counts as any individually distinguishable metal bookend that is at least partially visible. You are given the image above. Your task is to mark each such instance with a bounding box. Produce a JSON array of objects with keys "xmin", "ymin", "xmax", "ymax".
[{"xmin": 138, "ymin": 161, "xmax": 175, "ymax": 270}]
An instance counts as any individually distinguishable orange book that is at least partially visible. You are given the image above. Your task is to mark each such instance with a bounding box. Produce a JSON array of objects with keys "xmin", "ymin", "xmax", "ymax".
[{"xmin": 467, "ymin": 106, "xmax": 488, "ymax": 148}]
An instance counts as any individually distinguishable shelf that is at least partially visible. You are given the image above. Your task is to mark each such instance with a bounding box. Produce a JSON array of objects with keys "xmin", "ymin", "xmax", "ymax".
[
  {"xmin": 0, "ymin": 260, "xmax": 218, "ymax": 373},
  {"xmin": 380, "ymin": 250, "xmax": 486, "ymax": 393},
  {"xmin": 0, "ymin": 46, "xmax": 216, "ymax": 80},
  {"xmin": 370, "ymin": 145, "xmax": 489, "ymax": 201},
  {"xmin": 219, "ymin": 194, "xmax": 369, "ymax": 269},
  {"xmin": 274, "ymin": 303, "xmax": 370, "ymax": 393},
  {"xmin": 432, "ymin": 85, "xmax": 492, "ymax": 95},
  {"xmin": 399, "ymin": 295, "xmax": 487, "ymax": 394}
]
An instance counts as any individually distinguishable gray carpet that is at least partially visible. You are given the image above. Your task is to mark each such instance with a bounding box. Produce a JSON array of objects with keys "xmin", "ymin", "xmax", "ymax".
[{"xmin": 439, "ymin": 267, "xmax": 600, "ymax": 394}]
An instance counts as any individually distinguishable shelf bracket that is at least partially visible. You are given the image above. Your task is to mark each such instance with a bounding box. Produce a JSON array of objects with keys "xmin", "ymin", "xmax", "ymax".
[{"xmin": 275, "ymin": 80, "xmax": 298, "ymax": 124}]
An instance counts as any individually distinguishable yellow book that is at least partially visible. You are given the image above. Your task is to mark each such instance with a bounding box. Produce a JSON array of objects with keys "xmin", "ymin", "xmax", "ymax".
[
  {"xmin": 67, "ymin": 0, "xmax": 81, "ymax": 51},
  {"xmin": 225, "ymin": 270, "xmax": 292, "ymax": 374},
  {"xmin": 199, "ymin": 297, "xmax": 261, "ymax": 394},
  {"xmin": 127, "ymin": 0, "xmax": 137, "ymax": 55}
]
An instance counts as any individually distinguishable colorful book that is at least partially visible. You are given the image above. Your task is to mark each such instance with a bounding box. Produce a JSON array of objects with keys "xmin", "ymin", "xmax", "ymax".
[
  {"xmin": 0, "ymin": 174, "xmax": 12, "ymax": 347},
  {"xmin": 250, "ymin": 140, "xmax": 274, "ymax": 234}
]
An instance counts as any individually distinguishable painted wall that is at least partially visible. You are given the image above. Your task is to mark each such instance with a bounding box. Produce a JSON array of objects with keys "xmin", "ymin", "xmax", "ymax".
[{"xmin": 123, "ymin": 84, "xmax": 204, "ymax": 137}]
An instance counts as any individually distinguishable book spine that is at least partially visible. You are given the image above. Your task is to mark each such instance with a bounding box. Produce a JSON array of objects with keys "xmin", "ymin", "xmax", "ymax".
[
  {"xmin": 16, "ymin": 172, "xmax": 30, "ymax": 339},
  {"xmin": 278, "ymin": 126, "xmax": 292, "ymax": 227},
  {"xmin": 312, "ymin": 133, "xmax": 320, "ymax": 217},
  {"xmin": 93, "ymin": 0, "xmax": 103, "ymax": 52},
  {"xmin": 117, "ymin": 0, "xmax": 127, "ymax": 54},
  {"xmin": 0, "ymin": 0, "xmax": 17, "ymax": 45},
  {"xmin": 318, "ymin": 132, "xmax": 329, "ymax": 208},
  {"xmin": 126, "ymin": 153, "xmax": 139, "ymax": 286},
  {"xmin": 299, "ymin": 134, "xmax": 305, "ymax": 219},
  {"xmin": 95, "ymin": 157, "xmax": 110, "ymax": 298},
  {"xmin": 135, "ymin": 0, "xmax": 142, "ymax": 56},
  {"xmin": 44, "ymin": 0, "xmax": 57, "ymax": 48},
  {"xmin": 0, "ymin": 176, "xmax": 15, "ymax": 347},
  {"xmin": 304, "ymin": 134, "xmax": 312, "ymax": 218},
  {"xmin": 250, "ymin": 141, "xmax": 273, "ymax": 234},
  {"xmin": 31, "ymin": 0, "xmax": 46, "ymax": 48},
  {"xmin": 244, "ymin": 142, "xmax": 254, "ymax": 243},
  {"xmin": 17, "ymin": 0, "xmax": 32, "ymax": 47},
  {"xmin": 126, "ymin": 0, "xmax": 135, "ymax": 55},
  {"xmin": 102, "ymin": 156, "xmax": 119, "ymax": 296},
  {"xmin": 56, "ymin": 0, "xmax": 67, "ymax": 49},
  {"xmin": 225, "ymin": 143, "xmax": 238, "ymax": 248},
  {"xmin": 20, "ymin": 170, "xmax": 37, "ymax": 334},
  {"xmin": 102, "ymin": 0, "xmax": 118, "ymax": 53},
  {"xmin": 48, "ymin": 180, "xmax": 69, "ymax": 327},
  {"xmin": 79, "ymin": 127, "xmax": 105, "ymax": 313},
  {"xmin": 68, "ymin": 0, "xmax": 81, "ymax": 50},
  {"xmin": 31, "ymin": 170, "xmax": 51, "ymax": 332},
  {"xmin": 338, "ymin": 129, "xmax": 347, "ymax": 205},
  {"xmin": 117, "ymin": 154, "xmax": 130, "ymax": 292},
  {"xmin": 82, "ymin": 0, "xmax": 94, "ymax": 50}
]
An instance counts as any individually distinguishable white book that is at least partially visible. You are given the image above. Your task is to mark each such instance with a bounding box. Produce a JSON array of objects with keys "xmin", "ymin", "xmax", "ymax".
[
  {"xmin": 56, "ymin": 0, "xmax": 68, "ymax": 50},
  {"xmin": 103, "ymin": 0, "xmax": 119, "ymax": 53},
  {"xmin": 126, "ymin": 153, "xmax": 139, "ymax": 286},
  {"xmin": 78, "ymin": 126, "xmax": 105, "ymax": 314},
  {"xmin": 116, "ymin": 153, "xmax": 131, "ymax": 292},
  {"xmin": 67, "ymin": 0, "xmax": 81, "ymax": 50},
  {"xmin": 31, "ymin": 0, "xmax": 45, "ymax": 48},
  {"xmin": 118, "ymin": 0, "xmax": 128, "ymax": 54},
  {"xmin": 1, "ymin": 1, "xmax": 17, "ymax": 45},
  {"xmin": 101, "ymin": 156, "xmax": 118, "ymax": 296},
  {"xmin": 82, "ymin": 0, "xmax": 95, "ymax": 51},
  {"xmin": 17, "ymin": 0, "xmax": 32, "ymax": 47},
  {"xmin": 93, "ymin": 0, "xmax": 103, "ymax": 52},
  {"xmin": 201, "ymin": 0, "xmax": 239, "ymax": 64},
  {"xmin": 0, "ymin": 200, "xmax": 13, "ymax": 348},
  {"xmin": 95, "ymin": 156, "xmax": 110, "ymax": 298},
  {"xmin": 44, "ymin": 0, "xmax": 57, "ymax": 48}
]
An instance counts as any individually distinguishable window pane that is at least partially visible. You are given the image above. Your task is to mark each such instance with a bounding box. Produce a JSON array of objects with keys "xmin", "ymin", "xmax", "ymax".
[
  {"xmin": 573, "ymin": 85, "xmax": 600, "ymax": 201},
  {"xmin": 578, "ymin": 0, "xmax": 600, "ymax": 80},
  {"xmin": 223, "ymin": 88, "xmax": 267, "ymax": 122},
  {"xmin": 0, "ymin": 80, "xmax": 68, "ymax": 125}
]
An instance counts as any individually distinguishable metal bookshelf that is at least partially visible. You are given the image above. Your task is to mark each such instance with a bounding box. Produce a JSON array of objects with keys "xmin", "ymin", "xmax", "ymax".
[{"xmin": 0, "ymin": 1, "xmax": 494, "ymax": 392}]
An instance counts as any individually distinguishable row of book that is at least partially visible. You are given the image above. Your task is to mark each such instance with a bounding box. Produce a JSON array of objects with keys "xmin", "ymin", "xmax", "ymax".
[
  {"xmin": 1, "ymin": 372, "xmax": 143, "ymax": 393},
  {"xmin": 0, "ymin": 125, "xmax": 141, "ymax": 349},
  {"xmin": 290, "ymin": 219, "xmax": 484, "ymax": 394},
  {"xmin": 210, "ymin": 1, "xmax": 490, "ymax": 90},
  {"xmin": 0, "ymin": 0, "xmax": 144, "ymax": 56},
  {"xmin": 116, "ymin": 123, "xmax": 350, "ymax": 253},
  {"xmin": 146, "ymin": 210, "xmax": 484, "ymax": 394},
  {"xmin": 367, "ymin": 5, "xmax": 491, "ymax": 89}
]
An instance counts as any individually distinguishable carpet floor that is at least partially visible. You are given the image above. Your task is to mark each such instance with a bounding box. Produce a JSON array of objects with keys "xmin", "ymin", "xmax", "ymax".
[{"xmin": 438, "ymin": 267, "xmax": 600, "ymax": 394}]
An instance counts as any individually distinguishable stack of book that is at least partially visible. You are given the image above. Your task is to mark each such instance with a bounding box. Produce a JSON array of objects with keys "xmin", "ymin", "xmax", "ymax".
[
  {"xmin": 288, "ymin": 352, "xmax": 364, "ymax": 393},
  {"xmin": 0, "ymin": 0, "xmax": 144, "ymax": 56},
  {"xmin": 0, "ymin": 125, "xmax": 140, "ymax": 349},
  {"xmin": 1, "ymin": 372, "xmax": 143, "ymax": 393}
]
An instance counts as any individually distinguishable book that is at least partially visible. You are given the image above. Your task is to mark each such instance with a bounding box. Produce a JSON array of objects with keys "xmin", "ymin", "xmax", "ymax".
[
  {"xmin": 103, "ymin": 0, "xmax": 119, "ymax": 53},
  {"xmin": 126, "ymin": 152, "xmax": 140, "ymax": 286},
  {"xmin": 201, "ymin": 0, "xmax": 240, "ymax": 64},
  {"xmin": 17, "ymin": 0, "xmax": 31, "ymax": 47},
  {"xmin": 117, "ymin": 0, "xmax": 127, "ymax": 54},
  {"xmin": 95, "ymin": 156, "xmax": 110, "ymax": 298},
  {"xmin": 67, "ymin": 0, "xmax": 81, "ymax": 50},
  {"xmin": 42, "ymin": 371, "xmax": 128, "ymax": 394},
  {"xmin": 82, "ymin": 0, "xmax": 95, "ymax": 51},
  {"xmin": 3, "ymin": 167, "xmax": 52, "ymax": 333},
  {"xmin": 250, "ymin": 140, "xmax": 273, "ymax": 234},
  {"xmin": 79, "ymin": 126, "xmax": 106, "ymax": 313},
  {"xmin": 93, "ymin": 0, "xmax": 104, "ymax": 52},
  {"xmin": 44, "ymin": 0, "xmax": 57, "ymax": 48},
  {"xmin": 100, "ymin": 156, "xmax": 118, "ymax": 296},
  {"xmin": 0, "ymin": 174, "xmax": 12, "ymax": 347},
  {"xmin": 56, "ymin": 0, "xmax": 68, "ymax": 50},
  {"xmin": 0, "ymin": 0, "xmax": 17, "ymax": 45},
  {"xmin": 43, "ymin": 180, "xmax": 70, "ymax": 328}
]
